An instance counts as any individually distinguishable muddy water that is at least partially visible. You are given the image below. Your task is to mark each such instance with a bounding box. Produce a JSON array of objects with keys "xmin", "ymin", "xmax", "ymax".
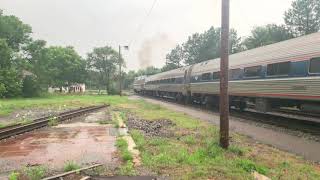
[{"xmin": 0, "ymin": 123, "xmax": 116, "ymax": 173}]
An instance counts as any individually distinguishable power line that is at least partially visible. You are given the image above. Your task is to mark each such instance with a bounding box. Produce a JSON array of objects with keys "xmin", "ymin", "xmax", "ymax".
[{"xmin": 129, "ymin": 0, "xmax": 158, "ymax": 47}]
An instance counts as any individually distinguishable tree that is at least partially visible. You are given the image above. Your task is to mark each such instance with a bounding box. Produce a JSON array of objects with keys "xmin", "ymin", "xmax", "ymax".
[
  {"xmin": 0, "ymin": 38, "xmax": 12, "ymax": 69},
  {"xmin": 182, "ymin": 27, "xmax": 243, "ymax": 65},
  {"xmin": 284, "ymin": 0, "xmax": 320, "ymax": 36},
  {"xmin": 87, "ymin": 46, "xmax": 122, "ymax": 94},
  {"xmin": 243, "ymin": 24, "xmax": 294, "ymax": 50},
  {"xmin": 137, "ymin": 66, "xmax": 161, "ymax": 76},
  {"xmin": 0, "ymin": 38, "xmax": 22, "ymax": 98},
  {"xmin": 0, "ymin": 10, "xmax": 32, "ymax": 51},
  {"xmin": 162, "ymin": 45, "xmax": 184, "ymax": 71},
  {"xmin": 45, "ymin": 46, "xmax": 86, "ymax": 88}
]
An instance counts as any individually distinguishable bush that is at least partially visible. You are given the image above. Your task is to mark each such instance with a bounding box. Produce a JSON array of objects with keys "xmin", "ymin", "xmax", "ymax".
[
  {"xmin": 0, "ymin": 69, "xmax": 22, "ymax": 98},
  {"xmin": 22, "ymin": 75, "xmax": 41, "ymax": 97},
  {"xmin": 8, "ymin": 171, "xmax": 19, "ymax": 180},
  {"xmin": 23, "ymin": 166, "xmax": 46, "ymax": 180},
  {"xmin": 64, "ymin": 161, "xmax": 80, "ymax": 172}
]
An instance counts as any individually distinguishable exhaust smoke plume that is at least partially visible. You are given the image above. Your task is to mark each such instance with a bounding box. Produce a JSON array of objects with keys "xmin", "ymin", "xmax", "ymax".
[{"xmin": 138, "ymin": 33, "xmax": 175, "ymax": 69}]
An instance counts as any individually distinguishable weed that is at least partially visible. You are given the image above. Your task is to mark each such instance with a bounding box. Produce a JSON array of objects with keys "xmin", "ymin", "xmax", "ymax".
[
  {"xmin": 8, "ymin": 171, "xmax": 19, "ymax": 180},
  {"xmin": 116, "ymin": 138, "xmax": 133, "ymax": 161},
  {"xmin": 181, "ymin": 135, "xmax": 196, "ymax": 145},
  {"xmin": 0, "ymin": 123, "xmax": 4, "ymax": 128},
  {"xmin": 116, "ymin": 138, "xmax": 128, "ymax": 149},
  {"xmin": 20, "ymin": 118, "xmax": 33, "ymax": 125},
  {"xmin": 228, "ymin": 145, "xmax": 246, "ymax": 156},
  {"xmin": 64, "ymin": 161, "xmax": 81, "ymax": 172},
  {"xmin": 118, "ymin": 161, "xmax": 136, "ymax": 176},
  {"xmin": 48, "ymin": 116, "xmax": 58, "ymax": 126},
  {"xmin": 119, "ymin": 111, "xmax": 127, "ymax": 123},
  {"xmin": 98, "ymin": 120, "xmax": 110, "ymax": 125},
  {"xmin": 23, "ymin": 166, "xmax": 46, "ymax": 180},
  {"xmin": 235, "ymin": 159, "xmax": 268, "ymax": 175},
  {"xmin": 130, "ymin": 130, "xmax": 145, "ymax": 150}
]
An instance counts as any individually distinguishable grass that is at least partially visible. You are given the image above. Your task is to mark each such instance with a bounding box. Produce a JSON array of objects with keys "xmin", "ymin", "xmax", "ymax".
[
  {"xmin": 115, "ymin": 138, "xmax": 136, "ymax": 176},
  {"xmin": 8, "ymin": 171, "xmax": 19, "ymax": 180},
  {"xmin": 2, "ymin": 95, "xmax": 320, "ymax": 179},
  {"xmin": 0, "ymin": 95, "xmax": 128, "ymax": 116},
  {"xmin": 120, "ymin": 98, "xmax": 320, "ymax": 179},
  {"xmin": 22, "ymin": 166, "xmax": 47, "ymax": 180},
  {"xmin": 48, "ymin": 116, "xmax": 58, "ymax": 126},
  {"xmin": 64, "ymin": 161, "xmax": 81, "ymax": 172}
]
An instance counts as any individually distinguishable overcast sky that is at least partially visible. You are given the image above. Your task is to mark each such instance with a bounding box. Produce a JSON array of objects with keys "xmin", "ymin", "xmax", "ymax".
[{"xmin": 0, "ymin": 0, "xmax": 293, "ymax": 71}]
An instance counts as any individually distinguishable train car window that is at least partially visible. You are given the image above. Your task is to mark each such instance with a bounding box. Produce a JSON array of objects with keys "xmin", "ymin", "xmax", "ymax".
[
  {"xmin": 309, "ymin": 57, "xmax": 320, "ymax": 73},
  {"xmin": 192, "ymin": 75, "xmax": 200, "ymax": 82},
  {"xmin": 229, "ymin": 69, "xmax": 242, "ymax": 80},
  {"xmin": 201, "ymin": 73, "xmax": 212, "ymax": 81},
  {"xmin": 212, "ymin": 71, "xmax": 220, "ymax": 80},
  {"xmin": 244, "ymin": 66, "xmax": 262, "ymax": 77},
  {"xmin": 267, "ymin": 61, "xmax": 290, "ymax": 76}
]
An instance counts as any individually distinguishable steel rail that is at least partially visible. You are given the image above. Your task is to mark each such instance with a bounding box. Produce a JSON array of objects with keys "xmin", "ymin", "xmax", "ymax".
[{"xmin": 0, "ymin": 105, "xmax": 108, "ymax": 140}]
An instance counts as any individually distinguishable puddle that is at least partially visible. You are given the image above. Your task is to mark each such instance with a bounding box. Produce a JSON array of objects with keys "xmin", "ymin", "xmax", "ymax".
[{"xmin": 0, "ymin": 123, "xmax": 117, "ymax": 173}]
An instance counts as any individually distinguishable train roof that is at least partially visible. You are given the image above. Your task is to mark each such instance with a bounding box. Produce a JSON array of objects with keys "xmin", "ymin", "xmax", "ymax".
[
  {"xmin": 145, "ymin": 32, "xmax": 320, "ymax": 81},
  {"xmin": 191, "ymin": 32, "xmax": 320, "ymax": 75},
  {"xmin": 146, "ymin": 66, "xmax": 190, "ymax": 82}
]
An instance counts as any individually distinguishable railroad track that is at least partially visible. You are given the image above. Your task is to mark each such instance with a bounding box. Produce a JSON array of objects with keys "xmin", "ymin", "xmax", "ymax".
[{"xmin": 0, "ymin": 105, "xmax": 108, "ymax": 140}]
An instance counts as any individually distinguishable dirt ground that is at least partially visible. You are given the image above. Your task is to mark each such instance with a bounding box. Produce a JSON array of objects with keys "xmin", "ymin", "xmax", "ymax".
[
  {"xmin": 0, "ymin": 109, "xmax": 119, "ymax": 177},
  {"xmin": 131, "ymin": 95, "xmax": 320, "ymax": 163}
]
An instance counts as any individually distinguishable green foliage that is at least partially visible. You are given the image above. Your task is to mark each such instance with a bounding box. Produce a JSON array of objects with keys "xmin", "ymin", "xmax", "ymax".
[
  {"xmin": 118, "ymin": 160, "xmax": 136, "ymax": 176},
  {"xmin": 0, "ymin": 69, "xmax": 22, "ymax": 98},
  {"xmin": 64, "ymin": 161, "xmax": 80, "ymax": 172},
  {"xmin": 0, "ymin": 10, "xmax": 32, "ymax": 51},
  {"xmin": 136, "ymin": 66, "xmax": 161, "ymax": 76},
  {"xmin": 161, "ymin": 27, "xmax": 243, "ymax": 68},
  {"xmin": 8, "ymin": 171, "xmax": 19, "ymax": 180},
  {"xmin": 116, "ymin": 138, "xmax": 136, "ymax": 176},
  {"xmin": 22, "ymin": 75, "xmax": 41, "ymax": 97},
  {"xmin": 181, "ymin": 135, "xmax": 196, "ymax": 145},
  {"xmin": 284, "ymin": 0, "xmax": 320, "ymax": 36},
  {"xmin": 44, "ymin": 46, "xmax": 87, "ymax": 87},
  {"xmin": 0, "ymin": 38, "xmax": 12, "ymax": 69},
  {"xmin": 23, "ymin": 166, "xmax": 46, "ymax": 180},
  {"xmin": 162, "ymin": 45, "xmax": 184, "ymax": 71},
  {"xmin": 116, "ymin": 138, "xmax": 133, "ymax": 161},
  {"xmin": 235, "ymin": 159, "xmax": 268, "ymax": 175},
  {"xmin": 243, "ymin": 24, "xmax": 294, "ymax": 50},
  {"xmin": 48, "ymin": 116, "xmax": 58, "ymax": 126},
  {"xmin": 87, "ymin": 46, "xmax": 122, "ymax": 94},
  {"xmin": 228, "ymin": 145, "xmax": 246, "ymax": 156}
]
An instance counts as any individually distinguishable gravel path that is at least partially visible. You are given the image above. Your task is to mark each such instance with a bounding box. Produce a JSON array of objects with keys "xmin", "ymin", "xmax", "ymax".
[{"xmin": 131, "ymin": 95, "xmax": 320, "ymax": 162}]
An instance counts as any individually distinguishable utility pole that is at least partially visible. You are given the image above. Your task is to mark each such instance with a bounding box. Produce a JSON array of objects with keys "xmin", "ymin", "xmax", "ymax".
[
  {"xmin": 119, "ymin": 45, "xmax": 122, "ymax": 96},
  {"xmin": 220, "ymin": 0, "xmax": 230, "ymax": 149},
  {"xmin": 118, "ymin": 45, "xmax": 129, "ymax": 97}
]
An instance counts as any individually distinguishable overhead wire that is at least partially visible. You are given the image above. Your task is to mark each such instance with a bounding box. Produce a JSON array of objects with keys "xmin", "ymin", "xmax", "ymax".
[{"xmin": 128, "ymin": 0, "xmax": 158, "ymax": 47}]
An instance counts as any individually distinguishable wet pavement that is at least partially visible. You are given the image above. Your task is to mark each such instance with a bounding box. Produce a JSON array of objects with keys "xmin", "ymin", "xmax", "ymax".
[{"xmin": 0, "ymin": 121, "xmax": 117, "ymax": 173}]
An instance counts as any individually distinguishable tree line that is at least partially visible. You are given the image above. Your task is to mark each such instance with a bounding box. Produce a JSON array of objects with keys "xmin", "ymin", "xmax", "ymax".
[
  {"xmin": 161, "ymin": 0, "xmax": 320, "ymax": 71},
  {"xmin": 0, "ymin": 9, "xmax": 124, "ymax": 98},
  {"xmin": 0, "ymin": 0, "xmax": 319, "ymax": 98}
]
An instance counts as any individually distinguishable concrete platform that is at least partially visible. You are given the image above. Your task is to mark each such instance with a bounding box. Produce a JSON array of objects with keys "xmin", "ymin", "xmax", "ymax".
[{"xmin": 0, "ymin": 122, "xmax": 117, "ymax": 173}]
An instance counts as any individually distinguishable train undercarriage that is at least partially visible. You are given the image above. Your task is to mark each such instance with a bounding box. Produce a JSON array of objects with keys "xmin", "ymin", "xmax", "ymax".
[{"xmin": 137, "ymin": 90, "xmax": 320, "ymax": 115}]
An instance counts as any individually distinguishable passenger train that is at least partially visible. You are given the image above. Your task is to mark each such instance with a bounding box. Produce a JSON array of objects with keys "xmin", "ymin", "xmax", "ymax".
[{"xmin": 133, "ymin": 32, "xmax": 320, "ymax": 114}]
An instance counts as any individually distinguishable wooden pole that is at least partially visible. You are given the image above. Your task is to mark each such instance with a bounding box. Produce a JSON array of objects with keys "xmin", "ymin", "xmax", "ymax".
[
  {"xmin": 119, "ymin": 45, "xmax": 122, "ymax": 96},
  {"xmin": 219, "ymin": 0, "xmax": 230, "ymax": 149}
]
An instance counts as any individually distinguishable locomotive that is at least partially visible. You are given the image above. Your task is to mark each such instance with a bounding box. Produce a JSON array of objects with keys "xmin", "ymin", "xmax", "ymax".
[{"xmin": 134, "ymin": 32, "xmax": 320, "ymax": 114}]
